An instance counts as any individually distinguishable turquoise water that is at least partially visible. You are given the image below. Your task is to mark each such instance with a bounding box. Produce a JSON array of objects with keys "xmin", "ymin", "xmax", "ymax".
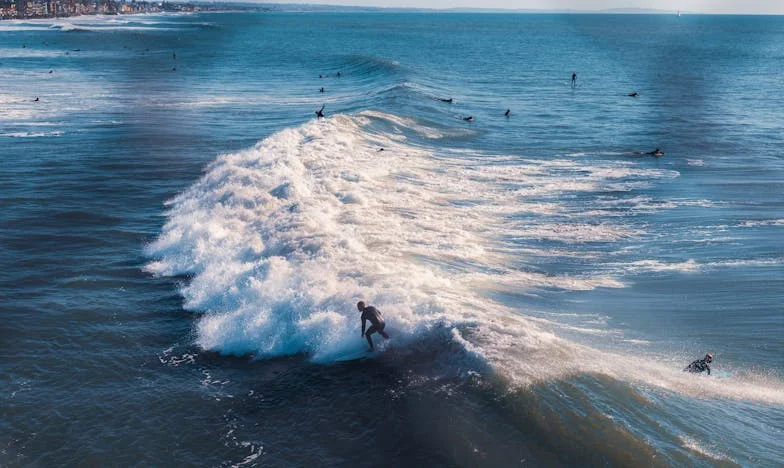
[{"xmin": 2, "ymin": 12, "xmax": 783, "ymax": 466}]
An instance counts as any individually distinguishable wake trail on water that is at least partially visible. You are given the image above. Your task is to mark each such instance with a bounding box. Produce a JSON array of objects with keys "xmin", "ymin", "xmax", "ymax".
[{"xmin": 145, "ymin": 111, "xmax": 784, "ymax": 406}]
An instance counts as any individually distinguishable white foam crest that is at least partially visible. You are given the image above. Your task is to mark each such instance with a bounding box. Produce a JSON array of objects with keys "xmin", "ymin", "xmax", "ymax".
[
  {"xmin": 678, "ymin": 436, "xmax": 736, "ymax": 463},
  {"xmin": 1, "ymin": 130, "xmax": 63, "ymax": 138},
  {"xmin": 510, "ymin": 222, "xmax": 639, "ymax": 243},
  {"xmin": 740, "ymin": 219, "xmax": 784, "ymax": 227},
  {"xmin": 50, "ymin": 22, "xmax": 84, "ymax": 32},
  {"xmin": 483, "ymin": 325, "xmax": 784, "ymax": 404},
  {"xmin": 467, "ymin": 270, "xmax": 624, "ymax": 292},
  {"xmin": 708, "ymin": 258, "xmax": 784, "ymax": 268},
  {"xmin": 0, "ymin": 48, "xmax": 69, "ymax": 58},
  {"xmin": 146, "ymin": 113, "xmax": 784, "ymax": 405},
  {"xmin": 611, "ymin": 259, "xmax": 701, "ymax": 273}
]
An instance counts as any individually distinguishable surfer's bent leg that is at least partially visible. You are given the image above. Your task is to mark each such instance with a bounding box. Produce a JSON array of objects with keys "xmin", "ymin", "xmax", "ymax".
[
  {"xmin": 377, "ymin": 323, "xmax": 389, "ymax": 340},
  {"xmin": 365, "ymin": 325, "xmax": 378, "ymax": 350}
]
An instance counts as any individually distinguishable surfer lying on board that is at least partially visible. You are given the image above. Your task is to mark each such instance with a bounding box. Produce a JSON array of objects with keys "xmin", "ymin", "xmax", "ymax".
[
  {"xmin": 684, "ymin": 353, "xmax": 713, "ymax": 375},
  {"xmin": 358, "ymin": 301, "xmax": 389, "ymax": 351}
]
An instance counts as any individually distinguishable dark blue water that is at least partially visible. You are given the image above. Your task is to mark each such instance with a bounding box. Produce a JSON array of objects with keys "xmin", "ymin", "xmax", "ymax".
[{"xmin": 2, "ymin": 12, "xmax": 783, "ymax": 466}]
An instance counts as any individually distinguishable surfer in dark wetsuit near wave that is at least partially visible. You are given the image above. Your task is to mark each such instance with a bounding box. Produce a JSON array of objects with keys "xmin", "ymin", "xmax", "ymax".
[
  {"xmin": 684, "ymin": 353, "xmax": 713, "ymax": 375},
  {"xmin": 358, "ymin": 301, "xmax": 389, "ymax": 351}
]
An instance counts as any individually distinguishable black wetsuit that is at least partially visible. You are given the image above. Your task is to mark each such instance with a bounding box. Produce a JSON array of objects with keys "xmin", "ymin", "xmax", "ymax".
[
  {"xmin": 684, "ymin": 358, "xmax": 711, "ymax": 375},
  {"xmin": 362, "ymin": 306, "xmax": 385, "ymax": 334},
  {"xmin": 361, "ymin": 306, "xmax": 388, "ymax": 350}
]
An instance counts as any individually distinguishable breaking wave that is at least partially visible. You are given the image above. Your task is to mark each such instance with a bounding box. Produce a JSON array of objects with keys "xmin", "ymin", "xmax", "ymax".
[{"xmin": 145, "ymin": 111, "xmax": 784, "ymax": 406}]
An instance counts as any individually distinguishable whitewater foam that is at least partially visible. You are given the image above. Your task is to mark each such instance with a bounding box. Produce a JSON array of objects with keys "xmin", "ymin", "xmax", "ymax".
[{"xmin": 146, "ymin": 112, "xmax": 784, "ymax": 405}]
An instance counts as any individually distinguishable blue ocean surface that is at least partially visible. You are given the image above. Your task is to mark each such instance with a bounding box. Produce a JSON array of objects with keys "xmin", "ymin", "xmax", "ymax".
[{"xmin": 1, "ymin": 11, "xmax": 783, "ymax": 466}]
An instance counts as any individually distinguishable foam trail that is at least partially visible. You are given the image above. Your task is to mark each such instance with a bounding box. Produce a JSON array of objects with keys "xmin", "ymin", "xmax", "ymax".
[{"xmin": 146, "ymin": 112, "xmax": 784, "ymax": 405}]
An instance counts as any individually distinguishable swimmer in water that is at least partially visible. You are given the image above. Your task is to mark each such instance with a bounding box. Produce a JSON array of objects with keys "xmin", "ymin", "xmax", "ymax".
[
  {"xmin": 33, "ymin": 97, "xmax": 39, "ymax": 102},
  {"xmin": 463, "ymin": 116, "xmax": 474, "ymax": 122},
  {"xmin": 646, "ymin": 148, "xmax": 664, "ymax": 157},
  {"xmin": 439, "ymin": 98, "xmax": 453, "ymax": 103},
  {"xmin": 505, "ymin": 109, "xmax": 511, "ymax": 117},
  {"xmin": 628, "ymin": 92, "xmax": 639, "ymax": 97},
  {"xmin": 315, "ymin": 104, "xmax": 325, "ymax": 119},
  {"xmin": 319, "ymin": 87, "xmax": 324, "ymax": 93}
]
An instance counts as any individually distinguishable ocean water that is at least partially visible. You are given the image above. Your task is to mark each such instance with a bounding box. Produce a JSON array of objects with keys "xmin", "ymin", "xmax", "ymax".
[{"xmin": 2, "ymin": 11, "xmax": 783, "ymax": 466}]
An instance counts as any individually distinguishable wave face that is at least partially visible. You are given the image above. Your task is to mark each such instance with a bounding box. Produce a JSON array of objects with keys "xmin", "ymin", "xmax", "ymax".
[
  {"xmin": 145, "ymin": 112, "xmax": 784, "ymax": 405},
  {"xmin": 144, "ymin": 99, "xmax": 784, "ymax": 463}
]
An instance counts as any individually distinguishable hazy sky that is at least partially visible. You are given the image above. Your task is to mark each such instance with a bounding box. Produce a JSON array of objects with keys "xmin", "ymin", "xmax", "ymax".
[{"xmin": 272, "ymin": 0, "xmax": 784, "ymax": 14}]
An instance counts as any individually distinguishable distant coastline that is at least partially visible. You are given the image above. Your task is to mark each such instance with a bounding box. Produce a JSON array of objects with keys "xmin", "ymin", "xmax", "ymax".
[
  {"xmin": 2, "ymin": 0, "xmax": 780, "ymax": 23},
  {"xmin": 0, "ymin": 1, "xmax": 268, "ymax": 21},
  {"xmin": 0, "ymin": 2, "xmax": 695, "ymax": 21}
]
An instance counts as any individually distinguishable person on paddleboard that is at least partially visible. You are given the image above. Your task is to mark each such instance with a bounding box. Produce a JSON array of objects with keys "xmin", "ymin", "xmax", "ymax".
[
  {"xmin": 358, "ymin": 301, "xmax": 389, "ymax": 351},
  {"xmin": 684, "ymin": 353, "xmax": 713, "ymax": 375}
]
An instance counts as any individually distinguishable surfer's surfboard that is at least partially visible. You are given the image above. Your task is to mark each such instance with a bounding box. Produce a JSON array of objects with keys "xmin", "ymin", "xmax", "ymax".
[
  {"xmin": 712, "ymin": 370, "xmax": 733, "ymax": 379},
  {"xmin": 335, "ymin": 349, "xmax": 376, "ymax": 362}
]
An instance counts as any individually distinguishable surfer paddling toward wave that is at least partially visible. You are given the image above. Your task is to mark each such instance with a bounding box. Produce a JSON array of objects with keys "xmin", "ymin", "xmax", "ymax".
[{"xmin": 358, "ymin": 301, "xmax": 389, "ymax": 351}]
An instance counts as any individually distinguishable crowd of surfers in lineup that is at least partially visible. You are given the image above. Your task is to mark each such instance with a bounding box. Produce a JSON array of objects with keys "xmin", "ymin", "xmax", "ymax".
[{"xmin": 314, "ymin": 70, "xmax": 664, "ymax": 157}]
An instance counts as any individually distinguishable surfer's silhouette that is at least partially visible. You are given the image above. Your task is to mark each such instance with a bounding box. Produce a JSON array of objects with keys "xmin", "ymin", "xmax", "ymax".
[
  {"xmin": 505, "ymin": 109, "xmax": 511, "ymax": 117},
  {"xmin": 357, "ymin": 301, "xmax": 389, "ymax": 351},
  {"xmin": 571, "ymin": 72, "xmax": 577, "ymax": 88},
  {"xmin": 315, "ymin": 104, "xmax": 325, "ymax": 119},
  {"xmin": 684, "ymin": 353, "xmax": 713, "ymax": 375}
]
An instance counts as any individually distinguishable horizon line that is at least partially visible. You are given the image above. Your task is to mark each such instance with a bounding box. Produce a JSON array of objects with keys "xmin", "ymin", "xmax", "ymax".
[{"xmin": 191, "ymin": 2, "xmax": 784, "ymax": 15}]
